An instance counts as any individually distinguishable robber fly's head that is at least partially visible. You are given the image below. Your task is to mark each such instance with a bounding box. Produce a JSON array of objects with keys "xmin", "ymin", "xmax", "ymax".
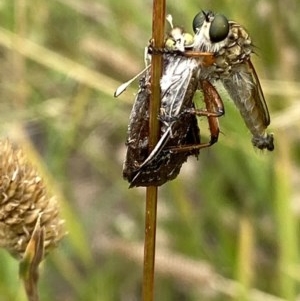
[
  {"xmin": 192, "ymin": 10, "xmax": 229, "ymax": 52},
  {"xmin": 165, "ymin": 14, "xmax": 194, "ymax": 52}
]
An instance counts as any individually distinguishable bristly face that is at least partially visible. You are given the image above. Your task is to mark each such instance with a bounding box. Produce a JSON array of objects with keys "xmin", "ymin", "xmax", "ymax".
[
  {"xmin": 192, "ymin": 10, "xmax": 253, "ymax": 73},
  {"xmin": 192, "ymin": 10, "xmax": 230, "ymax": 52}
]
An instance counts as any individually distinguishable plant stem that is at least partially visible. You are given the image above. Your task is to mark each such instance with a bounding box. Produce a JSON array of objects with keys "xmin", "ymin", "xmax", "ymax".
[{"xmin": 142, "ymin": 0, "xmax": 165, "ymax": 300}]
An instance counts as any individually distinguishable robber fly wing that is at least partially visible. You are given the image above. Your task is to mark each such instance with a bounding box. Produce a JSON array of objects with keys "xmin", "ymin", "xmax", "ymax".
[
  {"xmin": 221, "ymin": 61, "xmax": 270, "ymax": 128},
  {"xmin": 246, "ymin": 60, "xmax": 270, "ymax": 126}
]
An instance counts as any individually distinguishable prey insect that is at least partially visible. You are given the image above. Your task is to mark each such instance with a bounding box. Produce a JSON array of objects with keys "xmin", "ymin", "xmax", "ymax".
[
  {"xmin": 129, "ymin": 57, "xmax": 224, "ymax": 187},
  {"xmin": 192, "ymin": 10, "xmax": 274, "ymax": 150},
  {"xmin": 116, "ymin": 18, "xmax": 224, "ymax": 187},
  {"xmin": 123, "ymin": 70, "xmax": 223, "ymax": 188}
]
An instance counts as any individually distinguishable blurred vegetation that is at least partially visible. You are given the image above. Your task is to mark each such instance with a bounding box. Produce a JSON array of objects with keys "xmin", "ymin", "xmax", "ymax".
[{"xmin": 0, "ymin": 0, "xmax": 300, "ymax": 300}]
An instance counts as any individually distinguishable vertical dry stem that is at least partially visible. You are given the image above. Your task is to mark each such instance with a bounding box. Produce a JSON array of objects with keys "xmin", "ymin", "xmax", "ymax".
[{"xmin": 142, "ymin": 0, "xmax": 166, "ymax": 300}]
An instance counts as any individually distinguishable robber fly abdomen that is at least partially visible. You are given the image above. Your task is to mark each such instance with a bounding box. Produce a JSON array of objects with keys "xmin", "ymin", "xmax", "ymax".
[{"xmin": 221, "ymin": 61, "xmax": 274, "ymax": 150}]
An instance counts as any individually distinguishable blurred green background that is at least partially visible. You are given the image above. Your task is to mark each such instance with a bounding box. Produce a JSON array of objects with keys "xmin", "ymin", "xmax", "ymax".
[{"xmin": 0, "ymin": 0, "xmax": 300, "ymax": 300}]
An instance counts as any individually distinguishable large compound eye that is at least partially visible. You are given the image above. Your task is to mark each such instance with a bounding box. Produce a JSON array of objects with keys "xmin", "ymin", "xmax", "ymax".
[
  {"xmin": 192, "ymin": 10, "xmax": 212, "ymax": 33},
  {"xmin": 209, "ymin": 14, "xmax": 229, "ymax": 42}
]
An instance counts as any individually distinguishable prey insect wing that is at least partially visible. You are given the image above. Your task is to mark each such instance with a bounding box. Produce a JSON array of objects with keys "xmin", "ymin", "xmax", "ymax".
[{"xmin": 134, "ymin": 56, "xmax": 198, "ymax": 171}]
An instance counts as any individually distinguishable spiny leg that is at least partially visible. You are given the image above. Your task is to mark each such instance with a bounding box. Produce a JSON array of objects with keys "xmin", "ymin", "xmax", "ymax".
[
  {"xmin": 200, "ymin": 79, "xmax": 224, "ymax": 144},
  {"xmin": 168, "ymin": 80, "xmax": 224, "ymax": 153}
]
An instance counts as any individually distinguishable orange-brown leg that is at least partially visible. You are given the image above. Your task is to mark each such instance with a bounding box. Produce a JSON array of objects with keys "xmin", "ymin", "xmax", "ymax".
[{"xmin": 167, "ymin": 79, "xmax": 224, "ymax": 153}]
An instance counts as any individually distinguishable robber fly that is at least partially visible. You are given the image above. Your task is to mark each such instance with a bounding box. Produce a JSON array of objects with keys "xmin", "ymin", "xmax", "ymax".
[
  {"xmin": 192, "ymin": 10, "xmax": 274, "ymax": 150},
  {"xmin": 117, "ymin": 18, "xmax": 224, "ymax": 187}
]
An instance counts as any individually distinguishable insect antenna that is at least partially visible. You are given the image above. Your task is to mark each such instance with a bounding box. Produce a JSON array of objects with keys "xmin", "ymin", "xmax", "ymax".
[
  {"xmin": 166, "ymin": 14, "xmax": 174, "ymax": 29},
  {"xmin": 114, "ymin": 65, "xmax": 151, "ymax": 97}
]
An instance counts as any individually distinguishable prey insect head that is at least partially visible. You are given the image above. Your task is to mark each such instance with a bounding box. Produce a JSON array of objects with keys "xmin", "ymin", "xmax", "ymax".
[
  {"xmin": 165, "ymin": 27, "xmax": 192, "ymax": 51},
  {"xmin": 165, "ymin": 14, "xmax": 194, "ymax": 51}
]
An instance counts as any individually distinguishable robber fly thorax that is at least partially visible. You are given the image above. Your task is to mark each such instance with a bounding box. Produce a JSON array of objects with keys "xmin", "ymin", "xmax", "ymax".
[{"xmin": 192, "ymin": 10, "xmax": 274, "ymax": 151}]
